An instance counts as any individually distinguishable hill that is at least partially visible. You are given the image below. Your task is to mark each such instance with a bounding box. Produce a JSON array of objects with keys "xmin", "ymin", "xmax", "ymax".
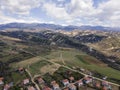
[{"xmin": 0, "ymin": 25, "xmax": 120, "ymax": 89}]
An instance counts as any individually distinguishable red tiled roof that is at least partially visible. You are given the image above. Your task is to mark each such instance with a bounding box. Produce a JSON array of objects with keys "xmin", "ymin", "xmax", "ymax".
[
  {"xmin": 102, "ymin": 86, "xmax": 108, "ymax": 90},
  {"xmin": 63, "ymin": 87, "xmax": 69, "ymax": 90},
  {"xmin": 51, "ymin": 81, "xmax": 56, "ymax": 85},
  {"xmin": 96, "ymin": 83, "xmax": 101, "ymax": 88},
  {"xmin": 38, "ymin": 77, "xmax": 44, "ymax": 83},
  {"xmin": 69, "ymin": 84, "xmax": 76, "ymax": 89},
  {"xmin": 4, "ymin": 84, "xmax": 10, "ymax": 90},
  {"xmin": 63, "ymin": 79, "xmax": 69, "ymax": 83},
  {"xmin": 18, "ymin": 67, "xmax": 24, "ymax": 71},
  {"xmin": 43, "ymin": 86, "xmax": 51, "ymax": 90},
  {"xmin": 102, "ymin": 81, "xmax": 108, "ymax": 86},
  {"xmin": 84, "ymin": 77, "xmax": 92, "ymax": 81},
  {"xmin": 69, "ymin": 76, "xmax": 74, "ymax": 81},
  {"xmin": 28, "ymin": 86, "xmax": 36, "ymax": 90},
  {"xmin": 77, "ymin": 80, "xmax": 82, "ymax": 83},
  {"xmin": 0, "ymin": 77, "xmax": 4, "ymax": 80},
  {"xmin": 53, "ymin": 83, "xmax": 59, "ymax": 88}
]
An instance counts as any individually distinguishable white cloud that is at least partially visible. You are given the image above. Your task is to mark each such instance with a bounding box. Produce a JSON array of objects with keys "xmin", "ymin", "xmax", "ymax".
[
  {"xmin": 96, "ymin": 0, "xmax": 120, "ymax": 26},
  {"xmin": 43, "ymin": 3, "xmax": 71, "ymax": 20},
  {"xmin": 0, "ymin": 0, "xmax": 120, "ymax": 27},
  {"xmin": 66, "ymin": 0, "xmax": 95, "ymax": 16},
  {"xmin": 0, "ymin": 0, "xmax": 43, "ymax": 24},
  {"xmin": 0, "ymin": 11, "xmax": 42, "ymax": 24},
  {"xmin": 66, "ymin": 0, "xmax": 120, "ymax": 27},
  {"xmin": 0, "ymin": 0, "xmax": 42, "ymax": 15}
]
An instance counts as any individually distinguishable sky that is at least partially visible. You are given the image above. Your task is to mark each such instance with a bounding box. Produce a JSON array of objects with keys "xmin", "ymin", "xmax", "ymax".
[{"xmin": 0, "ymin": 0, "xmax": 120, "ymax": 27}]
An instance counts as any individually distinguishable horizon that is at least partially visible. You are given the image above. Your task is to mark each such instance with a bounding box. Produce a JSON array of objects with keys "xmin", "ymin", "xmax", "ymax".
[
  {"xmin": 0, "ymin": 22, "xmax": 120, "ymax": 28},
  {"xmin": 0, "ymin": 0, "xmax": 120, "ymax": 27}
]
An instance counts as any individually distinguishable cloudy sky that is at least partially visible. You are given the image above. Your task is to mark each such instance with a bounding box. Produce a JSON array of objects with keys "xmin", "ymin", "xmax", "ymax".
[{"xmin": 0, "ymin": 0, "xmax": 120, "ymax": 27}]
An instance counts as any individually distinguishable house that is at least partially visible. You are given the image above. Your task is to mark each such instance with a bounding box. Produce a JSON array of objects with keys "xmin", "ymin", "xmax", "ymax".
[
  {"xmin": 101, "ymin": 81, "xmax": 109, "ymax": 86},
  {"xmin": 77, "ymin": 80, "xmax": 83, "ymax": 87},
  {"xmin": 43, "ymin": 86, "xmax": 52, "ymax": 90},
  {"xmin": 63, "ymin": 87, "xmax": 69, "ymax": 90},
  {"xmin": 69, "ymin": 76, "xmax": 74, "ymax": 83},
  {"xmin": 80, "ymin": 68, "xmax": 85, "ymax": 72},
  {"xmin": 83, "ymin": 77, "xmax": 92, "ymax": 84},
  {"xmin": 51, "ymin": 81, "xmax": 56, "ymax": 85},
  {"xmin": 107, "ymin": 84, "xmax": 112, "ymax": 90},
  {"xmin": 103, "ymin": 76, "xmax": 107, "ymax": 80},
  {"xmin": 102, "ymin": 86, "xmax": 108, "ymax": 90},
  {"xmin": 101, "ymin": 81, "xmax": 112, "ymax": 90},
  {"xmin": 23, "ymin": 78, "xmax": 30, "ymax": 85},
  {"xmin": 18, "ymin": 67, "xmax": 24, "ymax": 74},
  {"xmin": 51, "ymin": 81, "xmax": 60, "ymax": 90},
  {"xmin": 27, "ymin": 86, "xmax": 36, "ymax": 90},
  {"xmin": 37, "ymin": 77, "xmax": 45, "ymax": 84},
  {"xmin": 53, "ymin": 83, "xmax": 60, "ymax": 90},
  {"xmin": 86, "ymin": 77, "xmax": 92, "ymax": 83},
  {"xmin": 62, "ymin": 79, "xmax": 69, "ymax": 86},
  {"xmin": 0, "ymin": 77, "xmax": 4, "ymax": 85},
  {"xmin": 3, "ymin": 84, "xmax": 10, "ymax": 90},
  {"xmin": 95, "ymin": 82, "xmax": 101, "ymax": 88},
  {"xmin": 68, "ymin": 84, "xmax": 76, "ymax": 90}
]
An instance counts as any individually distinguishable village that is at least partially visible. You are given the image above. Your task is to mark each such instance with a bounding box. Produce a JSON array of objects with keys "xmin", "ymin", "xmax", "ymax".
[{"xmin": 0, "ymin": 64, "xmax": 119, "ymax": 90}]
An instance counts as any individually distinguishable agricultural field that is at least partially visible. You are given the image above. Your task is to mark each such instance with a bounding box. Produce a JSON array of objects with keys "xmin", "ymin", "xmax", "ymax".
[{"xmin": 11, "ymin": 48, "xmax": 120, "ymax": 84}]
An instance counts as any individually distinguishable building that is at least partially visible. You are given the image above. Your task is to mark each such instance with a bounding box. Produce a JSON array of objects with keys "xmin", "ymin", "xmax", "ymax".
[
  {"xmin": 101, "ymin": 81, "xmax": 112, "ymax": 90},
  {"xmin": 0, "ymin": 77, "xmax": 4, "ymax": 85},
  {"xmin": 3, "ymin": 84, "xmax": 10, "ymax": 90},
  {"xmin": 27, "ymin": 86, "xmax": 36, "ymax": 90},
  {"xmin": 23, "ymin": 78, "xmax": 30, "ymax": 85},
  {"xmin": 68, "ymin": 84, "xmax": 76, "ymax": 90},
  {"xmin": 51, "ymin": 81, "xmax": 60, "ymax": 90},
  {"xmin": 37, "ymin": 77, "xmax": 45, "ymax": 84},
  {"xmin": 101, "ymin": 81, "xmax": 109, "ymax": 86},
  {"xmin": 77, "ymin": 80, "xmax": 83, "ymax": 87},
  {"xmin": 43, "ymin": 86, "xmax": 52, "ymax": 90},
  {"xmin": 62, "ymin": 79, "xmax": 69, "ymax": 86},
  {"xmin": 63, "ymin": 87, "xmax": 69, "ymax": 90},
  {"xmin": 69, "ymin": 76, "xmax": 75, "ymax": 83},
  {"xmin": 17, "ymin": 67, "xmax": 25, "ymax": 74},
  {"xmin": 95, "ymin": 82, "xmax": 101, "ymax": 88},
  {"xmin": 83, "ymin": 76, "xmax": 92, "ymax": 84}
]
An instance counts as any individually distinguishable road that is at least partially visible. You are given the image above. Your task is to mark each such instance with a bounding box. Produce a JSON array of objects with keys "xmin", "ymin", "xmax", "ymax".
[
  {"xmin": 25, "ymin": 69, "xmax": 40, "ymax": 90},
  {"xmin": 46, "ymin": 60, "xmax": 120, "ymax": 87},
  {"xmin": 25, "ymin": 58, "xmax": 120, "ymax": 90}
]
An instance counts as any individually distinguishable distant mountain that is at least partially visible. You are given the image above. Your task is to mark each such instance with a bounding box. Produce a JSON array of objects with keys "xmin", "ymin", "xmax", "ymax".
[
  {"xmin": 0, "ymin": 22, "xmax": 120, "ymax": 31},
  {"xmin": 0, "ymin": 23, "xmax": 62, "ymax": 30}
]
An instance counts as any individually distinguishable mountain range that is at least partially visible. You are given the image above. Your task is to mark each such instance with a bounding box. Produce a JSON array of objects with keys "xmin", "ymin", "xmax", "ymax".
[{"xmin": 0, "ymin": 23, "xmax": 120, "ymax": 31}]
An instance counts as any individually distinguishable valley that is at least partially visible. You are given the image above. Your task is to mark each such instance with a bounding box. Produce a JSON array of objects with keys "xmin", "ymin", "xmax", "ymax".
[{"xmin": 0, "ymin": 24, "xmax": 120, "ymax": 90}]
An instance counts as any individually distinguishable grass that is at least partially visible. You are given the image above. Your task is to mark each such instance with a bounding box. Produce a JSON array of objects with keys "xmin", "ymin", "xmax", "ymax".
[
  {"xmin": 11, "ymin": 48, "xmax": 120, "ymax": 84},
  {"xmin": 76, "ymin": 55, "xmax": 90, "ymax": 65},
  {"xmin": 11, "ymin": 56, "xmax": 44, "ymax": 68},
  {"xmin": 28, "ymin": 60, "xmax": 52, "ymax": 75},
  {"xmin": 11, "ymin": 72, "xmax": 28, "ymax": 84},
  {"xmin": 44, "ymin": 48, "xmax": 120, "ymax": 84}
]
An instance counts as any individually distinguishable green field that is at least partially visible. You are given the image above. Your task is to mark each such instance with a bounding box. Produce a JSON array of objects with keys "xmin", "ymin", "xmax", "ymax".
[
  {"xmin": 28, "ymin": 60, "xmax": 52, "ymax": 75},
  {"xmin": 45, "ymin": 49, "xmax": 120, "ymax": 79},
  {"xmin": 11, "ymin": 48, "xmax": 120, "ymax": 84}
]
